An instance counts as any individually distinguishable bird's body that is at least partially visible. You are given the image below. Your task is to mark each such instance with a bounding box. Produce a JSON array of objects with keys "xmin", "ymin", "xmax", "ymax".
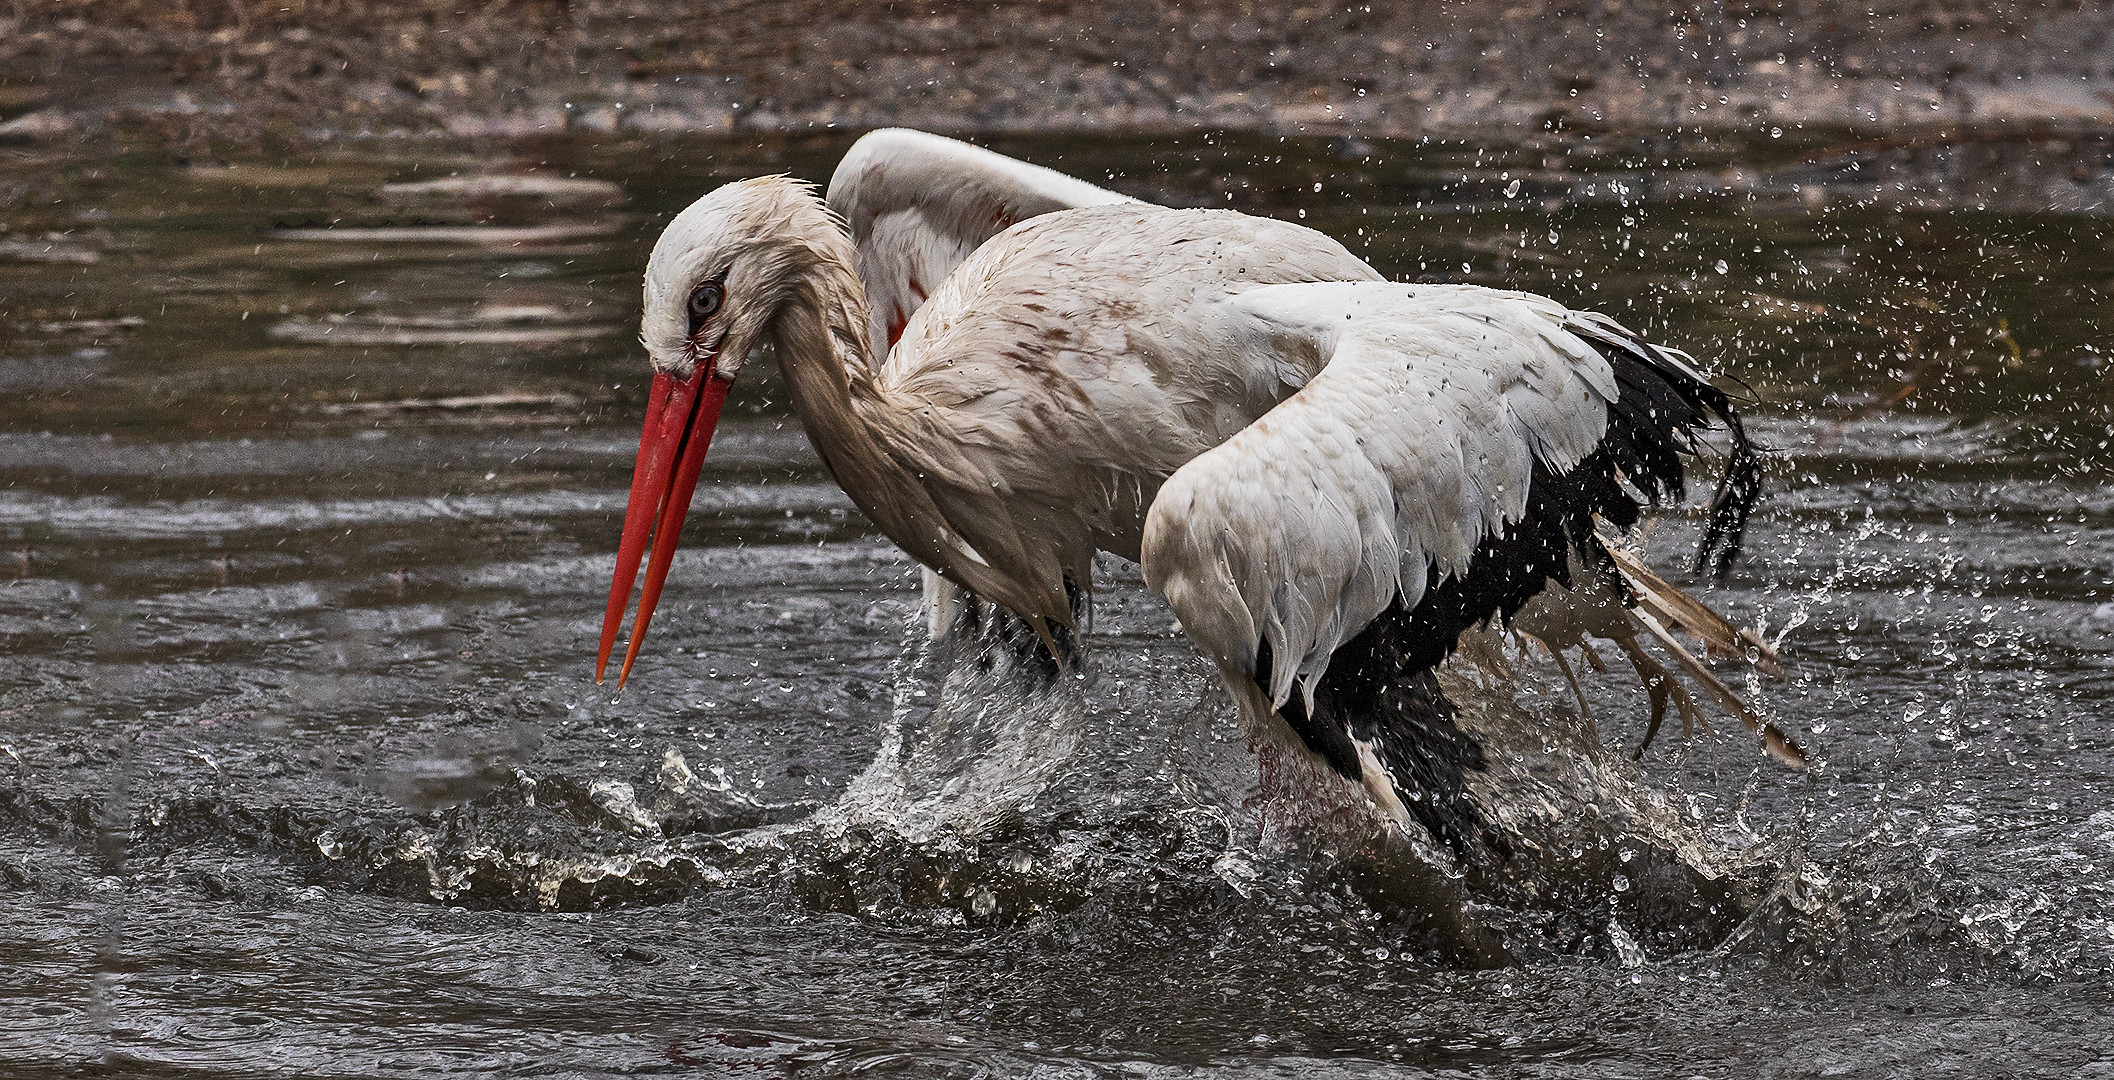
[
  {"xmin": 599, "ymin": 130, "xmax": 1795, "ymax": 864},
  {"xmin": 867, "ymin": 204, "xmax": 1380, "ymax": 606}
]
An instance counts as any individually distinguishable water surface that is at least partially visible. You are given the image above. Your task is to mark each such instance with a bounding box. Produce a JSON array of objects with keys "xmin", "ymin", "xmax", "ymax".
[{"xmin": 3, "ymin": 128, "xmax": 2114, "ymax": 1077}]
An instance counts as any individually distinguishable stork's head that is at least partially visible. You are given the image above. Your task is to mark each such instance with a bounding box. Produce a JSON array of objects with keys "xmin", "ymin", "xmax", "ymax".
[
  {"xmin": 639, "ymin": 176, "xmax": 840, "ymax": 383},
  {"xmin": 598, "ymin": 176, "xmax": 852, "ymax": 686}
]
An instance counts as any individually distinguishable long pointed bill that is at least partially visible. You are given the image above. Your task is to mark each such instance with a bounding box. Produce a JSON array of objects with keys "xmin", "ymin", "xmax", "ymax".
[{"xmin": 597, "ymin": 365, "xmax": 733, "ymax": 687}]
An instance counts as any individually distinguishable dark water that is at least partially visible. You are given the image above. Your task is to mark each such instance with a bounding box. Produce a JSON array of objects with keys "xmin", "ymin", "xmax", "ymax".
[{"xmin": 4, "ymin": 128, "xmax": 2114, "ymax": 1077}]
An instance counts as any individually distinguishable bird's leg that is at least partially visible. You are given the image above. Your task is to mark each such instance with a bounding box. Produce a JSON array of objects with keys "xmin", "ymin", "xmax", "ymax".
[
  {"xmin": 921, "ymin": 568, "xmax": 964, "ymax": 640},
  {"xmin": 1252, "ymin": 733, "xmax": 1291, "ymax": 848},
  {"xmin": 1244, "ymin": 719, "xmax": 1307, "ymax": 851},
  {"xmin": 937, "ymin": 575, "xmax": 1085, "ymax": 685}
]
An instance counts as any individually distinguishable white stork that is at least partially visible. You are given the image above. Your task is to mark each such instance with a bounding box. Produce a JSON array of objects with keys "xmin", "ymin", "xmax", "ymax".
[{"xmin": 596, "ymin": 129, "xmax": 1798, "ymax": 860}]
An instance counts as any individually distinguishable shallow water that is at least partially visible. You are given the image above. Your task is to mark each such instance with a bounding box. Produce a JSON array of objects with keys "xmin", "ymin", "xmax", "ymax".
[{"xmin": 4, "ymin": 128, "xmax": 2114, "ymax": 1077}]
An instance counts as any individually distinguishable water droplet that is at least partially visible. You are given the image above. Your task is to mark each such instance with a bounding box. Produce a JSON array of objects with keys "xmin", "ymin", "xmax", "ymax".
[
  {"xmin": 971, "ymin": 888, "xmax": 999, "ymax": 916},
  {"xmin": 1608, "ymin": 919, "xmax": 1646, "ymax": 968},
  {"xmin": 1714, "ymin": 259, "xmax": 1730, "ymax": 274},
  {"xmin": 1504, "ymin": 179, "xmax": 1522, "ymax": 198}
]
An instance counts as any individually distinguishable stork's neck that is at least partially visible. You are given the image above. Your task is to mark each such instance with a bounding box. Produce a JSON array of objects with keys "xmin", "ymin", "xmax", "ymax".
[
  {"xmin": 767, "ymin": 241, "xmax": 880, "ymax": 394},
  {"xmin": 763, "ymin": 230, "xmax": 1066, "ymax": 631},
  {"xmin": 765, "ymin": 242, "xmax": 959, "ymax": 574}
]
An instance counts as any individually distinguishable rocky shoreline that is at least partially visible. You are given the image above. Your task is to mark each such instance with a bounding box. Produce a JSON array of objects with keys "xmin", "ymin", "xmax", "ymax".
[{"xmin": 2, "ymin": 1, "xmax": 2111, "ymax": 146}]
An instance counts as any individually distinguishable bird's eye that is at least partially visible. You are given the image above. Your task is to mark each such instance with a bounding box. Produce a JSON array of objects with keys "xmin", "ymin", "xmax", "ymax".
[{"xmin": 686, "ymin": 282, "xmax": 724, "ymax": 328}]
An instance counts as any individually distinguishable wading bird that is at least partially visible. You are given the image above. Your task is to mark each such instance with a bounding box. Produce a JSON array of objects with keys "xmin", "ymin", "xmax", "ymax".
[{"xmin": 597, "ymin": 130, "xmax": 1796, "ymax": 859}]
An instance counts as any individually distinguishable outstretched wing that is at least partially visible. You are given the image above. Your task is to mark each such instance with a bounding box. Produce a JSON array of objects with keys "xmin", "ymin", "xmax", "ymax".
[
  {"xmin": 1140, "ymin": 283, "xmax": 1757, "ymax": 852},
  {"xmin": 825, "ymin": 129, "xmax": 1137, "ymax": 356}
]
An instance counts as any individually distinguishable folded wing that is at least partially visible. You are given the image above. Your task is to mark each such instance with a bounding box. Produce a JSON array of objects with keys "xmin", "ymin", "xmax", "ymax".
[{"xmin": 1141, "ymin": 283, "xmax": 1764, "ymax": 849}]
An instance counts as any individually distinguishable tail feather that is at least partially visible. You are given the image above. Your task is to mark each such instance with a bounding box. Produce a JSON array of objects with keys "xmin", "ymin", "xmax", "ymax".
[
  {"xmin": 1572, "ymin": 317, "xmax": 1764, "ymax": 580},
  {"xmin": 1627, "ymin": 608, "xmax": 1808, "ymax": 768},
  {"xmin": 1596, "ymin": 535, "xmax": 1805, "ymax": 767},
  {"xmin": 1601, "ymin": 540, "xmax": 1783, "ymax": 677},
  {"xmin": 1696, "ymin": 411, "xmax": 1763, "ymax": 580}
]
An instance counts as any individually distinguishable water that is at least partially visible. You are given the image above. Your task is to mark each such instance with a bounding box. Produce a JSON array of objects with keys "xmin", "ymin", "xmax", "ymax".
[{"xmin": 4, "ymin": 128, "xmax": 2114, "ymax": 1076}]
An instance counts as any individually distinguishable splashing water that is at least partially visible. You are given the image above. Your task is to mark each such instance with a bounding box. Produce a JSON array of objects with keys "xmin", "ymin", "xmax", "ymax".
[{"xmin": 6, "ymin": 129, "xmax": 2114, "ymax": 1074}]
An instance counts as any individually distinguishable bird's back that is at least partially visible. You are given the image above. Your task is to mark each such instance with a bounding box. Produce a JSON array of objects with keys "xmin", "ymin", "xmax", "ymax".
[
  {"xmin": 891, "ymin": 203, "xmax": 1378, "ymax": 408},
  {"xmin": 873, "ymin": 204, "xmax": 1381, "ymax": 572}
]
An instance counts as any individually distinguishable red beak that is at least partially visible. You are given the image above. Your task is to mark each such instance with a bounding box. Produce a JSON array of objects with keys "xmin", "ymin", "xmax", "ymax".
[{"xmin": 596, "ymin": 365, "xmax": 734, "ymax": 687}]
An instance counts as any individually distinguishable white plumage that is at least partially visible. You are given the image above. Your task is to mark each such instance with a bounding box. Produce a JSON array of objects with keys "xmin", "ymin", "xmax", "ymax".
[
  {"xmin": 1145, "ymin": 285, "xmax": 1619, "ymax": 712},
  {"xmin": 599, "ymin": 129, "xmax": 1797, "ymax": 857},
  {"xmin": 828, "ymin": 129, "xmax": 1137, "ymax": 354}
]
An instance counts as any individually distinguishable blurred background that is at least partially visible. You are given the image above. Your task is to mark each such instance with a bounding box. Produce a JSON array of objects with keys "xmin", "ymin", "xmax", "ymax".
[{"xmin": 5, "ymin": 0, "xmax": 2111, "ymax": 143}]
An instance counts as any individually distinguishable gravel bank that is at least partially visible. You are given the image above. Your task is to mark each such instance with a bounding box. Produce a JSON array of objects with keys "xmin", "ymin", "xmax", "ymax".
[{"xmin": 2, "ymin": 0, "xmax": 2110, "ymax": 144}]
